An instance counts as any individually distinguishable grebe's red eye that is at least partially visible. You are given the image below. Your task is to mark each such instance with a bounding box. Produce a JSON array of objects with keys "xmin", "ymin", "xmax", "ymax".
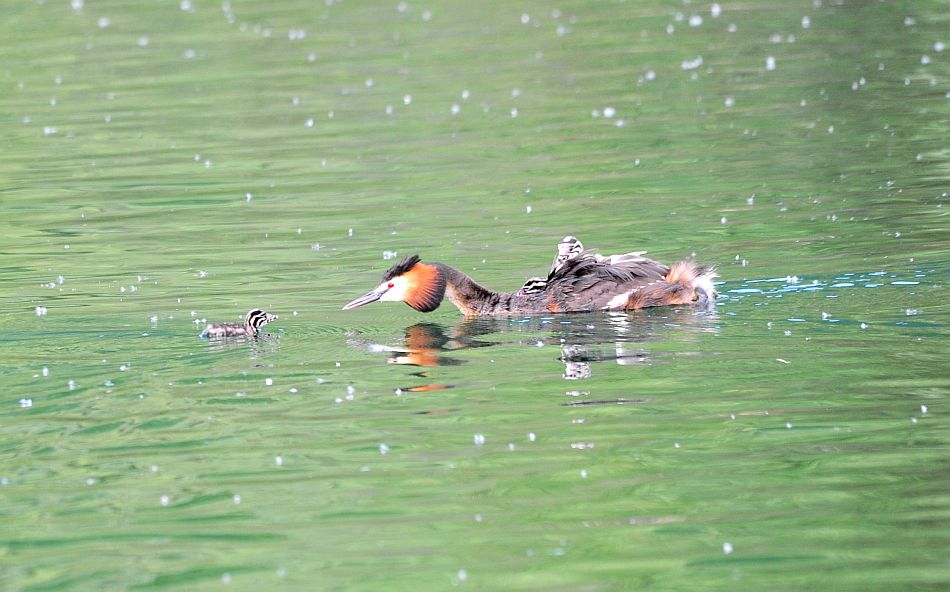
[{"xmin": 387, "ymin": 282, "xmax": 395, "ymax": 289}]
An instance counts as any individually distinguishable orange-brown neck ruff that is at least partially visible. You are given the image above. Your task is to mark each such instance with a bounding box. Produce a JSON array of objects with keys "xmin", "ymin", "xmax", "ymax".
[{"xmin": 403, "ymin": 262, "xmax": 446, "ymax": 312}]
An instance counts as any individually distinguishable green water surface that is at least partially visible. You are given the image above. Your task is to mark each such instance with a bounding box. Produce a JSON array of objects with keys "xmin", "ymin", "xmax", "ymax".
[{"xmin": 1, "ymin": 0, "xmax": 948, "ymax": 590}]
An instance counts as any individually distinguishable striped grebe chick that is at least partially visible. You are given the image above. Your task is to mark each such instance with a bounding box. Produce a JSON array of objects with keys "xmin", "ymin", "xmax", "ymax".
[
  {"xmin": 200, "ymin": 308, "xmax": 278, "ymax": 338},
  {"xmin": 519, "ymin": 236, "xmax": 649, "ymax": 295},
  {"xmin": 517, "ymin": 276, "xmax": 548, "ymax": 296},
  {"xmin": 343, "ymin": 246, "xmax": 717, "ymax": 316}
]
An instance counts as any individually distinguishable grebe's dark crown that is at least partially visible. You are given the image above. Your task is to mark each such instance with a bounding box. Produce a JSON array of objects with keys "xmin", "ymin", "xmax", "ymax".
[{"xmin": 382, "ymin": 255, "xmax": 421, "ymax": 281}]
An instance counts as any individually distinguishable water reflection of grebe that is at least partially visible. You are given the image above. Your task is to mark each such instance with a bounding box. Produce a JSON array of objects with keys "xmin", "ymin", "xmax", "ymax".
[{"xmin": 347, "ymin": 307, "xmax": 718, "ymax": 383}]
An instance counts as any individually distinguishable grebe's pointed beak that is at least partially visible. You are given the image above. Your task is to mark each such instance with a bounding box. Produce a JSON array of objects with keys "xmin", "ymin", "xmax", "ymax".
[{"xmin": 343, "ymin": 290, "xmax": 382, "ymax": 310}]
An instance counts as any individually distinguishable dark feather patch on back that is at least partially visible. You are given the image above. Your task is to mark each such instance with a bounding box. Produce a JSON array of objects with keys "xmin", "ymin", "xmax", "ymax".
[{"xmin": 382, "ymin": 255, "xmax": 421, "ymax": 281}]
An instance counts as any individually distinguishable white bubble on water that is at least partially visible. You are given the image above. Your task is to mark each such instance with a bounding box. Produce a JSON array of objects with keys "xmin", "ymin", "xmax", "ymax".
[
  {"xmin": 766, "ymin": 56, "xmax": 776, "ymax": 71},
  {"xmin": 689, "ymin": 15, "xmax": 702, "ymax": 27},
  {"xmin": 379, "ymin": 443, "xmax": 390, "ymax": 454},
  {"xmin": 681, "ymin": 56, "xmax": 703, "ymax": 70},
  {"xmin": 711, "ymin": 3, "xmax": 721, "ymax": 17},
  {"xmin": 723, "ymin": 542, "xmax": 734, "ymax": 554},
  {"xmin": 473, "ymin": 433, "xmax": 486, "ymax": 446},
  {"xmin": 521, "ymin": 13, "xmax": 530, "ymax": 25},
  {"xmin": 19, "ymin": 399, "xmax": 32, "ymax": 408},
  {"xmin": 160, "ymin": 495, "xmax": 170, "ymax": 506},
  {"xmin": 274, "ymin": 455, "xmax": 283, "ymax": 466}
]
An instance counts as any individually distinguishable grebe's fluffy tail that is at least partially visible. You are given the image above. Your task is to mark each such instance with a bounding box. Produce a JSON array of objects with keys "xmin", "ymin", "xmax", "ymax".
[{"xmin": 666, "ymin": 261, "xmax": 718, "ymax": 302}]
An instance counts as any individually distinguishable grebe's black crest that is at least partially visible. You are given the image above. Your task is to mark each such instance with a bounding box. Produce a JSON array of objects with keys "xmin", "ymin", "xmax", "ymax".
[{"xmin": 382, "ymin": 255, "xmax": 422, "ymax": 282}]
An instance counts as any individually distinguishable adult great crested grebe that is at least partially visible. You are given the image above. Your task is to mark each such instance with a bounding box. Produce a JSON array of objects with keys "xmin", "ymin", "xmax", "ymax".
[{"xmin": 343, "ymin": 240, "xmax": 716, "ymax": 316}]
